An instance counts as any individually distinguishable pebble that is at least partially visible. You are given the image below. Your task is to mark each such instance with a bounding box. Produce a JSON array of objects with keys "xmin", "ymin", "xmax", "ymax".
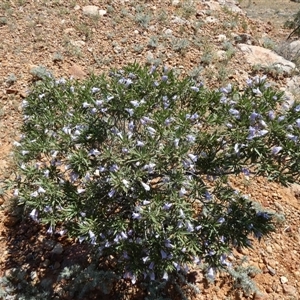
[
  {"xmin": 43, "ymin": 239, "xmax": 56, "ymax": 251},
  {"xmin": 51, "ymin": 243, "xmax": 64, "ymax": 255},
  {"xmin": 280, "ymin": 276, "xmax": 288, "ymax": 284},
  {"xmin": 282, "ymin": 284, "xmax": 298, "ymax": 298},
  {"xmin": 267, "ymin": 265, "xmax": 276, "ymax": 276},
  {"xmin": 69, "ymin": 64, "xmax": 86, "ymax": 79},
  {"xmin": 82, "ymin": 5, "xmax": 99, "ymax": 16}
]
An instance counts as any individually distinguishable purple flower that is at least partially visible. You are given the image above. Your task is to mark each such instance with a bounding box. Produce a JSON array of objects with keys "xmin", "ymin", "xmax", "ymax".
[
  {"xmin": 268, "ymin": 110, "xmax": 275, "ymax": 120},
  {"xmin": 186, "ymin": 134, "xmax": 196, "ymax": 143},
  {"xmin": 287, "ymin": 134, "xmax": 298, "ymax": 142},
  {"xmin": 136, "ymin": 140, "xmax": 145, "ymax": 147},
  {"xmin": 294, "ymin": 104, "xmax": 300, "ymax": 112},
  {"xmin": 132, "ymin": 212, "xmax": 141, "ymax": 220},
  {"xmin": 141, "ymin": 182, "xmax": 150, "ymax": 191},
  {"xmin": 161, "ymin": 250, "xmax": 168, "ymax": 259},
  {"xmin": 296, "ymin": 119, "xmax": 300, "ymax": 128},
  {"xmin": 271, "ymin": 146, "xmax": 283, "ymax": 155},
  {"xmin": 163, "ymin": 203, "xmax": 172, "ymax": 210},
  {"xmin": 29, "ymin": 208, "xmax": 38, "ymax": 222},
  {"xmin": 229, "ymin": 108, "xmax": 240, "ymax": 119},
  {"xmin": 161, "ymin": 75, "xmax": 168, "ymax": 82},
  {"xmin": 91, "ymin": 87, "xmax": 100, "ymax": 93},
  {"xmin": 186, "ymin": 221, "xmax": 194, "ymax": 232}
]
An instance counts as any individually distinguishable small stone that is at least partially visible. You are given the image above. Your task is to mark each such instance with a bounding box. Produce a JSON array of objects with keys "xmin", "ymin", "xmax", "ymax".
[
  {"xmin": 164, "ymin": 28, "xmax": 173, "ymax": 35},
  {"xmin": 69, "ymin": 65, "xmax": 86, "ymax": 79},
  {"xmin": 82, "ymin": 5, "xmax": 99, "ymax": 16},
  {"xmin": 253, "ymin": 292, "xmax": 267, "ymax": 300},
  {"xmin": 267, "ymin": 265, "xmax": 276, "ymax": 276},
  {"xmin": 74, "ymin": 5, "xmax": 80, "ymax": 10},
  {"xmin": 51, "ymin": 243, "xmax": 64, "ymax": 255},
  {"xmin": 282, "ymin": 284, "xmax": 298, "ymax": 298},
  {"xmin": 53, "ymin": 261, "xmax": 61, "ymax": 269},
  {"xmin": 99, "ymin": 9, "xmax": 107, "ymax": 16},
  {"xmin": 4, "ymin": 216, "xmax": 19, "ymax": 227},
  {"xmin": 41, "ymin": 259, "xmax": 51, "ymax": 268},
  {"xmin": 266, "ymin": 245, "xmax": 272, "ymax": 254},
  {"xmin": 280, "ymin": 276, "xmax": 288, "ymax": 284},
  {"xmin": 43, "ymin": 239, "xmax": 56, "ymax": 251},
  {"xmin": 171, "ymin": 0, "xmax": 180, "ymax": 6}
]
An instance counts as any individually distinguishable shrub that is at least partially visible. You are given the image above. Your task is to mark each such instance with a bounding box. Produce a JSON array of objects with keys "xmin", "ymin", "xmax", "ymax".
[{"xmin": 11, "ymin": 64, "xmax": 300, "ymax": 296}]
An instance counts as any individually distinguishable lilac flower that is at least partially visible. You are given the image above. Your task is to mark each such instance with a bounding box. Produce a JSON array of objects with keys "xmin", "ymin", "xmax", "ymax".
[
  {"xmin": 125, "ymin": 108, "xmax": 134, "ymax": 116},
  {"xmin": 287, "ymin": 134, "xmax": 298, "ymax": 142},
  {"xmin": 161, "ymin": 250, "xmax": 168, "ymax": 259},
  {"xmin": 77, "ymin": 188, "xmax": 85, "ymax": 194},
  {"xmin": 179, "ymin": 209, "xmax": 185, "ymax": 218},
  {"xmin": 29, "ymin": 208, "xmax": 38, "ymax": 222},
  {"xmin": 109, "ymin": 164, "xmax": 119, "ymax": 172},
  {"xmin": 257, "ymin": 129, "xmax": 268, "ymax": 137},
  {"xmin": 229, "ymin": 108, "xmax": 240, "ymax": 119},
  {"xmin": 56, "ymin": 78, "xmax": 66, "ymax": 85},
  {"xmin": 132, "ymin": 212, "xmax": 141, "ymax": 220},
  {"xmin": 91, "ymin": 87, "xmax": 100, "ymax": 93},
  {"xmin": 122, "ymin": 179, "xmax": 130, "ymax": 188},
  {"xmin": 186, "ymin": 221, "xmax": 194, "ymax": 232},
  {"xmin": 143, "ymin": 200, "xmax": 151, "ymax": 205},
  {"xmin": 174, "ymin": 138, "xmax": 179, "ymax": 148},
  {"xmin": 191, "ymin": 86, "xmax": 199, "ymax": 92},
  {"xmin": 220, "ymin": 84, "xmax": 232, "ymax": 94},
  {"xmin": 278, "ymin": 116, "xmax": 285, "ymax": 122},
  {"xmin": 47, "ymin": 225, "xmax": 53, "ymax": 235},
  {"xmin": 205, "ymin": 191, "xmax": 212, "ymax": 200},
  {"xmin": 21, "ymin": 150, "xmax": 29, "ymax": 155},
  {"xmin": 252, "ymin": 88, "xmax": 262, "ymax": 96},
  {"xmin": 141, "ymin": 116, "xmax": 154, "ymax": 124},
  {"xmin": 149, "ymin": 65, "xmax": 156, "ymax": 74},
  {"xmin": 163, "ymin": 203, "xmax": 172, "ymax": 210},
  {"xmin": 271, "ymin": 146, "xmax": 283, "ymax": 155},
  {"xmin": 130, "ymin": 100, "xmax": 140, "ymax": 107},
  {"xmin": 207, "ymin": 267, "xmax": 215, "ymax": 281},
  {"xmin": 162, "ymin": 272, "xmax": 169, "ymax": 280},
  {"xmin": 108, "ymin": 189, "xmax": 116, "ymax": 198},
  {"xmin": 295, "ymin": 104, "xmax": 300, "ymax": 112},
  {"xmin": 149, "ymin": 262, "xmax": 155, "ymax": 270},
  {"xmin": 141, "ymin": 182, "xmax": 150, "ymax": 191},
  {"xmin": 89, "ymin": 230, "xmax": 96, "ymax": 244},
  {"xmin": 268, "ymin": 110, "xmax": 275, "ymax": 120},
  {"xmin": 188, "ymin": 153, "xmax": 198, "ymax": 162},
  {"xmin": 186, "ymin": 134, "xmax": 196, "ymax": 143},
  {"xmin": 38, "ymin": 186, "xmax": 46, "ymax": 194},
  {"xmin": 95, "ymin": 99, "xmax": 104, "ymax": 106},
  {"xmin": 179, "ymin": 187, "xmax": 187, "ymax": 197},
  {"xmin": 164, "ymin": 117, "xmax": 174, "ymax": 126},
  {"xmin": 147, "ymin": 126, "xmax": 156, "ymax": 136},
  {"xmin": 89, "ymin": 149, "xmax": 100, "ymax": 156},
  {"xmin": 30, "ymin": 191, "xmax": 39, "ymax": 198},
  {"xmin": 161, "ymin": 75, "xmax": 168, "ymax": 82},
  {"xmin": 296, "ymin": 119, "xmax": 300, "ymax": 128},
  {"xmin": 82, "ymin": 102, "xmax": 90, "ymax": 108},
  {"xmin": 249, "ymin": 112, "xmax": 260, "ymax": 123},
  {"xmin": 165, "ymin": 239, "xmax": 174, "ymax": 248}
]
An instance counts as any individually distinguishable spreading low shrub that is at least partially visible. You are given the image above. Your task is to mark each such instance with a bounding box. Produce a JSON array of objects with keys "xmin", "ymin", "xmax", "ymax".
[{"xmin": 10, "ymin": 63, "xmax": 300, "ymax": 297}]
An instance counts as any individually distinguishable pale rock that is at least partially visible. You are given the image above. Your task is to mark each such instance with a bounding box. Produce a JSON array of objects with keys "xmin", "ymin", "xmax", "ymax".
[
  {"xmin": 70, "ymin": 40, "xmax": 86, "ymax": 47},
  {"xmin": 237, "ymin": 44, "xmax": 296, "ymax": 74},
  {"xmin": 69, "ymin": 64, "xmax": 86, "ymax": 79},
  {"xmin": 280, "ymin": 276, "xmax": 288, "ymax": 284},
  {"xmin": 266, "ymin": 245, "xmax": 272, "ymax": 254},
  {"xmin": 205, "ymin": 16, "xmax": 218, "ymax": 23},
  {"xmin": 253, "ymin": 292, "xmax": 268, "ymax": 300},
  {"xmin": 289, "ymin": 40, "xmax": 300, "ymax": 59},
  {"xmin": 217, "ymin": 34, "xmax": 227, "ymax": 42},
  {"xmin": 74, "ymin": 5, "xmax": 80, "ymax": 10},
  {"xmin": 282, "ymin": 284, "xmax": 298, "ymax": 298},
  {"xmin": 171, "ymin": 0, "xmax": 180, "ymax": 6},
  {"xmin": 171, "ymin": 16, "xmax": 188, "ymax": 24},
  {"xmin": 164, "ymin": 28, "xmax": 173, "ymax": 35},
  {"xmin": 216, "ymin": 50, "xmax": 227, "ymax": 61},
  {"xmin": 204, "ymin": 1, "xmax": 221, "ymax": 11},
  {"xmin": 82, "ymin": 5, "xmax": 99, "ymax": 16},
  {"xmin": 99, "ymin": 9, "xmax": 107, "ymax": 16}
]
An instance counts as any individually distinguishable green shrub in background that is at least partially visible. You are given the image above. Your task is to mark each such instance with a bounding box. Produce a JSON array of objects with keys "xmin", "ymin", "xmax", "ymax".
[{"xmin": 9, "ymin": 63, "xmax": 300, "ymax": 298}]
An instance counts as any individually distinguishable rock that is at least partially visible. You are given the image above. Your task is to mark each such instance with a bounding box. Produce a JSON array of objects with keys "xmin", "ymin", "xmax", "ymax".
[
  {"xmin": 4, "ymin": 216, "xmax": 19, "ymax": 227},
  {"xmin": 69, "ymin": 64, "xmax": 86, "ymax": 79},
  {"xmin": 41, "ymin": 259, "xmax": 51, "ymax": 268},
  {"xmin": 51, "ymin": 243, "xmax": 64, "ymax": 255},
  {"xmin": 99, "ymin": 9, "xmax": 107, "ymax": 16},
  {"xmin": 53, "ymin": 261, "xmax": 61, "ymax": 269},
  {"xmin": 70, "ymin": 40, "xmax": 86, "ymax": 47},
  {"xmin": 82, "ymin": 5, "xmax": 99, "ymax": 16},
  {"xmin": 205, "ymin": 16, "xmax": 218, "ymax": 24},
  {"xmin": 282, "ymin": 284, "xmax": 298, "ymax": 298},
  {"xmin": 289, "ymin": 40, "xmax": 300, "ymax": 59},
  {"xmin": 267, "ymin": 265, "xmax": 276, "ymax": 276},
  {"xmin": 171, "ymin": 0, "xmax": 180, "ymax": 6},
  {"xmin": 252, "ymin": 292, "xmax": 268, "ymax": 300},
  {"xmin": 237, "ymin": 44, "xmax": 296, "ymax": 74},
  {"xmin": 164, "ymin": 28, "xmax": 173, "ymax": 35},
  {"xmin": 280, "ymin": 276, "xmax": 288, "ymax": 284},
  {"xmin": 43, "ymin": 239, "xmax": 56, "ymax": 251}
]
